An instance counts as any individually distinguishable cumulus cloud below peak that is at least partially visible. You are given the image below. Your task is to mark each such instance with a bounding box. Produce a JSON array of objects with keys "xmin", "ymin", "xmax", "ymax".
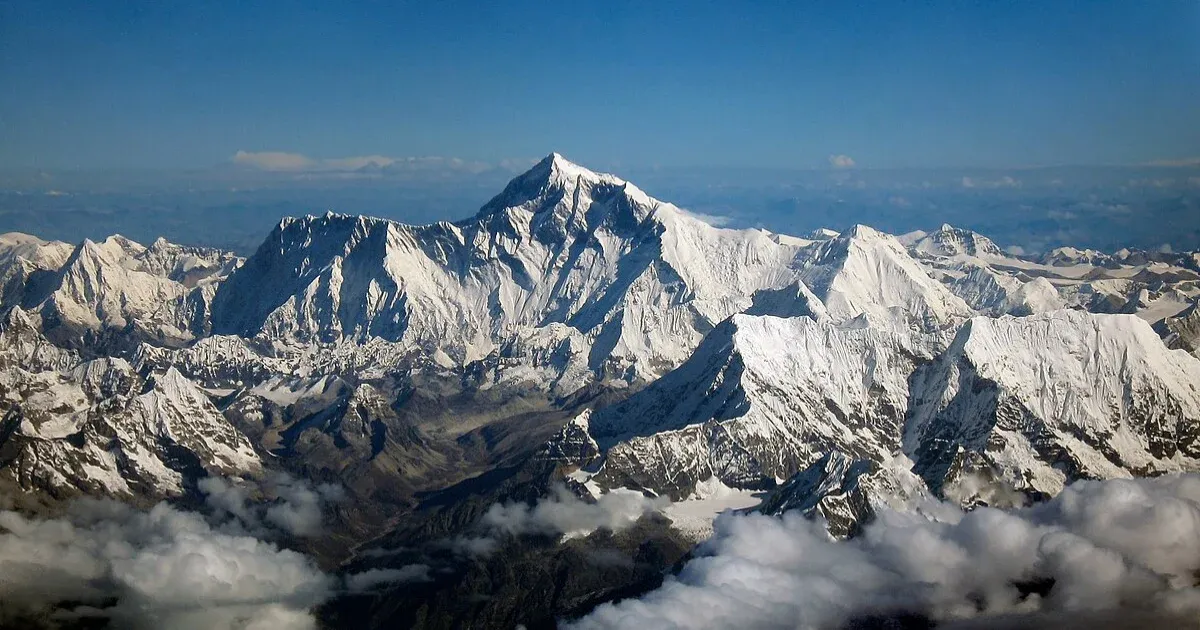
[
  {"xmin": 570, "ymin": 474, "xmax": 1200, "ymax": 630},
  {"xmin": 481, "ymin": 486, "xmax": 667, "ymax": 540},
  {"xmin": 433, "ymin": 486, "xmax": 668, "ymax": 561},
  {"xmin": 0, "ymin": 500, "xmax": 333, "ymax": 630},
  {"xmin": 0, "ymin": 474, "xmax": 347, "ymax": 629}
]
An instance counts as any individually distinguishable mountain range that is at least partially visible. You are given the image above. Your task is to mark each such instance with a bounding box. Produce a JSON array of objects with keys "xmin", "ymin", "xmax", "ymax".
[{"xmin": 2, "ymin": 154, "xmax": 1200, "ymax": 627}]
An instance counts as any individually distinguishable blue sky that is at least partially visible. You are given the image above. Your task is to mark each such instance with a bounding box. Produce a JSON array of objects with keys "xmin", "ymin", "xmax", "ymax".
[{"xmin": 1, "ymin": 1, "xmax": 1197, "ymax": 170}]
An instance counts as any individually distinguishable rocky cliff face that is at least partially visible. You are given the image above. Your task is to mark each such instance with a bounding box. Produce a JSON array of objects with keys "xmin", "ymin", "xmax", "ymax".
[
  {"xmin": 0, "ymin": 311, "xmax": 259, "ymax": 501},
  {"xmin": 906, "ymin": 310, "xmax": 1200, "ymax": 498}
]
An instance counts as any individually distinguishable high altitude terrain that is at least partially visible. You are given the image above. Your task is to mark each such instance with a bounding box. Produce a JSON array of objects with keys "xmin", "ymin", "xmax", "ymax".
[{"xmin": 2, "ymin": 154, "xmax": 1200, "ymax": 627}]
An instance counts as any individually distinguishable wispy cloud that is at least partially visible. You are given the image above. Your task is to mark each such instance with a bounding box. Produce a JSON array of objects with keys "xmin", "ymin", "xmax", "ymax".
[
  {"xmin": 322, "ymin": 155, "xmax": 399, "ymax": 171},
  {"xmin": 962, "ymin": 175, "xmax": 1021, "ymax": 189},
  {"xmin": 425, "ymin": 486, "xmax": 667, "ymax": 560},
  {"xmin": 199, "ymin": 472, "xmax": 345, "ymax": 538},
  {"xmin": 344, "ymin": 566, "xmax": 432, "ymax": 592},
  {"xmin": 1143, "ymin": 157, "xmax": 1200, "ymax": 168},
  {"xmin": 678, "ymin": 208, "xmax": 734, "ymax": 227},
  {"xmin": 479, "ymin": 486, "xmax": 666, "ymax": 540},
  {"xmin": 231, "ymin": 150, "xmax": 317, "ymax": 171},
  {"xmin": 230, "ymin": 151, "xmax": 530, "ymax": 175}
]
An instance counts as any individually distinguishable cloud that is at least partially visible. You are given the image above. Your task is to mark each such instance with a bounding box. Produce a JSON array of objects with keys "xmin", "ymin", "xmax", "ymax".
[
  {"xmin": 321, "ymin": 155, "xmax": 396, "ymax": 171},
  {"xmin": 569, "ymin": 475, "xmax": 1200, "ymax": 630},
  {"xmin": 0, "ymin": 499, "xmax": 334, "ymax": 629},
  {"xmin": 263, "ymin": 474, "xmax": 346, "ymax": 537},
  {"xmin": 440, "ymin": 486, "xmax": 668, "ymax": 558},
  {"xmin": 962, "ymin": 175, "xmax": 1021, "ymax": 189},
  {"xmin": 678, "ymin": 208, "xmax": 734, "ymax": 227},
  {"xmin": 1144, "ymin": 158, "xmax": 1200, "ymax": 167},
  {"xmin": 828, "ymin": 154, "xmax": 856, "ymax": 169},
  {"xmin": 231, "ymin": 151, "xmax": 317, "ymax": 171},
  {"xmin": 230, "ymin": 151, "xmax": 498, "ymax": 175},
  {"xmin": 481, "ymin": 486, "xmax": 666, "ymax": 540},
  {"xmin": 344, "ymin": 566, "xmax": 432, "ymax": 592},
  {"xmin": 0, "ymin": 474, "xmax": 347, "ymax": 627},
  {"xmin": 198, "ymin": 472, "xmax": 344, "ymax": 538}
]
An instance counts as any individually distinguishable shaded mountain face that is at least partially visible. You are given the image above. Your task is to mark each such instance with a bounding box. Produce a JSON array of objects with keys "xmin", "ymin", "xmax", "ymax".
[
  {"xmin": 1157, "ymin": 301, "xmax": 1200, "ymax": 358},
  {"xmin": 2, "ymin": 155, "xmax": 1200, "ymax": 628},
  {"xmin": 585, "ymin": 314, "xmax": 923, "ymax": 499},
  {"xmin": 906, "ymin": 310, "xmax": 1200, "ymax": 498},
  {"xmin": 0, "ymin": 307, "xmax": 259, "ymax": 505}
]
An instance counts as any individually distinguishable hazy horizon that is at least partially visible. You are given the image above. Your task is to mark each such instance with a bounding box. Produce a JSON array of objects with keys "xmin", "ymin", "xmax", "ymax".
[{"xmin": 2, "ymin": 155, "xmax": 1198, "ymax": 257}]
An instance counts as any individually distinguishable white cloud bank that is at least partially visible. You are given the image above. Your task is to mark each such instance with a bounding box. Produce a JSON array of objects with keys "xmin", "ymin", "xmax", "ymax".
[
  {"xmin": 570, "ymin": 475, "xmax": 1200, "ymax": 630},
  {"xmin": 0, "ymin": 500, "xmax": 333, "ymax": 629},
  {"xmin": 0, "ymin": 474, "xmax": 349, "ymax": 629}
]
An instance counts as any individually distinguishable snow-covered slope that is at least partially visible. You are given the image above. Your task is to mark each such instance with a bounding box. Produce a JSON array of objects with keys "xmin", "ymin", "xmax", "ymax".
[
  {"xmin": 0, "ymin": 232, "xmax": 75, "ymax": 268},
  {"xmin": 41, "ymin": 237, "xmax": 194, "ymax": 339},
  {"xmin": 797, "ymin": 225, "xmax": 974, "ymax": 334},
  {"xmin": 905, "ymin": 225, "xmax": 1199, "ymax": 328},
  {"xmin": 946, "ymin": 266, "xmax": 1064, "ymax": 316},
  {"xmin": 756, "ymin": 450, "xmax": 931, "ymax": 537},
  {"xmin": 0, "ymin": 232, "xmax": 74, "ymax": 312},
  {"xmin": 906, "ymin": 310, "xmax": 1200, "ymax": 499},
  {"xmin": 577, "ymin": 306, "xmax": 1200, "ymax": 514},
  {"xmin": 4, "ymin": 234, "xmax": 243, "ymax": 350},
  {"xmin": 133, "ymin": 237, "xmax": 241, "ymax": 287},
  {"xmin": 211, "ymin": 154, "xmax": 813, "ymax": 381},
  {"xmin": 906, "ymin": 225, "xmax": 1065, "ymax": 317},
  {"xmin": 0, "ymin": 307, "xmax": 79, "ymax": 372},
  {"xmin": 0, "ymin": 318, "xmax": 260, "ymax": 498},
  {"xmin": 585, "ymin": 313, "xmax": 923, "ymax": 498},
  {"xmin": 910, "ymin": 223, "xmax": 1006, "ymax": 259}
]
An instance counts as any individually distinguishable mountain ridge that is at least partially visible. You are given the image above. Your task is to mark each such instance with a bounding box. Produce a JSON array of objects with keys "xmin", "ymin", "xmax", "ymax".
[{"xmin": 3, "ymin": 155, "xmax": 1200, "ymax": 601}]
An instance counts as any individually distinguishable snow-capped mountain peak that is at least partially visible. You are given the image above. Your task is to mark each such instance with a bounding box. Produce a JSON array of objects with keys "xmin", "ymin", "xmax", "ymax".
[
  {"xmin": 798, "ymin": 223, "xmax": 975, "ymax": 333},
  {"xmin": 472, "ymin": 152, "xmax": 661, "ymax": 244},
  {"xmin": 210, "ymin": 157, "xmax": 823, "ymax": 378},
  {"xmin": 911, "ymin": 224, "xmax": 1006, "ymax": 258}
]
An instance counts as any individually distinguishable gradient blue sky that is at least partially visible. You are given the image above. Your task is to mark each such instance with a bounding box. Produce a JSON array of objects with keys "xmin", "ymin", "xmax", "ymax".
[{"xmin": 2, "ymin": 1, "xmax": 1198, "ymax": 170}]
